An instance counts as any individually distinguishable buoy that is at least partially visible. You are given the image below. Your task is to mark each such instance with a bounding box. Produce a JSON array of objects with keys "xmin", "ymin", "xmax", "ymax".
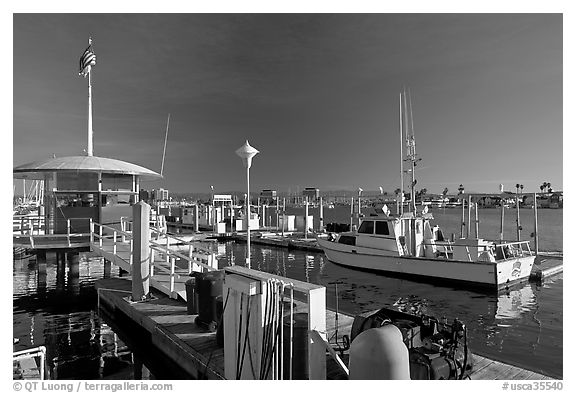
[{"xmin": 349, "ymin": 324, "xmax": 410, "ymax": 380}]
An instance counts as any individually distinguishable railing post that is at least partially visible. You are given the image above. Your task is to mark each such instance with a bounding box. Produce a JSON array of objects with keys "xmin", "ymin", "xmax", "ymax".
[
  {"xmin": 170, "ymin": 254, "xmax": 175, "ymax": 297},
  {"xmin": 67, "ymin": 219, "xmax": 71, "ymax": 247},
  {"xmin": 188, "ymin": 245, "xmax": 193, "ymax": 274},
  {"xmin": 113, "ymin": 230, "xmax": 117, "ymax": 255},
  {"xmin": 150, "ymin": 248, "xmax": 155, "ymax": 277},
  {"xmin": 90, "ymin": 220, "xmax": 94, "ymax": 244},
  {"xmin": 99, "ymin": 225, "xmax": 103, "ymax": 247},
  {"xmin": 132, "ymin": 201, "xmax": 151, "ymax": 301}
]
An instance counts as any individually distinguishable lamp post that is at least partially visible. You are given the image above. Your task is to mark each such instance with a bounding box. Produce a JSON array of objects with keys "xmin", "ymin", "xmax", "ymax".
[{"xmin": 236, "ymin": 140, "xmax": 259, "ymax": 269}]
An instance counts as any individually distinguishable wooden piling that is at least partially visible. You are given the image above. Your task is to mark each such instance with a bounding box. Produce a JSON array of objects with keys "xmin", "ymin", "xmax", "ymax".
[
  {"xmin": 194, "ymin": 204, "xmax": 199, "ymax": 232},
  {"xmin": 319, "ymin": 196, "xmax": 324, "ymax": 232},
  {"xmin": 533, "ymin": 192, "xmax": 539, "ymax": 255},
  {"xmin": 132, "ymin": 201, "xmax": 151, "ymax": 301}
]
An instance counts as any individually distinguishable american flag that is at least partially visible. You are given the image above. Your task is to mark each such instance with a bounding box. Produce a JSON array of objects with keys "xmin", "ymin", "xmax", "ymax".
[{"xmin": 79, "ymin": 43, "xmax": 96, "ymax": 77}]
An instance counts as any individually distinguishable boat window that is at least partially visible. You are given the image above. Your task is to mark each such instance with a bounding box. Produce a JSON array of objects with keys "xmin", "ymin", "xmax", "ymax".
[
  {"xmin": 358, "ymin": 221, "xmax": 374, "ymax": 234},
  {"xmin": 375, "ymin": 221, "xmax": 390, "ymax": 235},
  {"xmin": 338, "ymin": 235, "xmax": 356, "ymax": 246}
]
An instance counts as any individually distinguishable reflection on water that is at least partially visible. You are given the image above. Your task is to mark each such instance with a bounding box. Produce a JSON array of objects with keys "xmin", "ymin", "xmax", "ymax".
[
  {"xmin": 13, "ymin": 239, "xmax": 562, "ymax": 380},
  {"xmin": 13, "ymin": 253, "xmax": 142, "ymax": 379}
]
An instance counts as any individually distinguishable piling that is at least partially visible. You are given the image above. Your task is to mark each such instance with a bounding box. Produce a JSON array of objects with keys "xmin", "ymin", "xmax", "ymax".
[
  {"xmin": 67, "ymin": 252, "xmax": 80, "ymax": 295},
  {"xmin": 305, "ymin": 197, "xmax": 309, "ymax": 239},
  {"xmin": 533, "ymin": 193, "xmax": 539, "ymax": 255},
  {"xmin": 467, "ymin": 195, "xmax": 472, "ymax": 238},
  {"xmin": 475, "ymin": 202, "xmax": 479, "ymax": 238},
  {"xmin": 516, "ymin": 191, "xmax": 521, "ymax": 241},
  {"xmin": 460, "ymin": 199, "xmax": 465, "ymax": 238},
  {"xmin": 500, "ymin": 198, "xmax": 505, "ymax": 241},
  {"xmin": 194, "ymin": 204, "xmax": 199, "ymax": 232},
  {"xmin": 132, "ymin": 201, "xmax": 151, "ymax": 301},
  {"xmin": 319, "ymin": 196, "xmax": 324, "ymax": 232},
  {"xmin": 350, "ymin": 197, "xmax": 354, "ymax": 231}
]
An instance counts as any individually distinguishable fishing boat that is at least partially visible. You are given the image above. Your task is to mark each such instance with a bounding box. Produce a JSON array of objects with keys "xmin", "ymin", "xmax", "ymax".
[
  {"xmin": 317, "ymin": 89, "xmax": 535, "ymax": 290},
  {"xmin": 316, "ymin": 212, "xmax": 535, "ymax": 290}
]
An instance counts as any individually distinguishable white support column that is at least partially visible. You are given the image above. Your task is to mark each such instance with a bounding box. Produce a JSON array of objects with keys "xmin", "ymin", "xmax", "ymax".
[
  {"xmin": 132, "ymin": 201, "xmax": 150, "ymax": 301},
  {"xmin": 307, "ymin": 286, "xmax": 327, "ymax": 380}
]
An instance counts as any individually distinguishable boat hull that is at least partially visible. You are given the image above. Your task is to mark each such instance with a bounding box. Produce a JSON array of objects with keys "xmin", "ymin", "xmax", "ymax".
[{"xmin": 317, "ymin": 238, "xmax": 534, "ymax": 290}]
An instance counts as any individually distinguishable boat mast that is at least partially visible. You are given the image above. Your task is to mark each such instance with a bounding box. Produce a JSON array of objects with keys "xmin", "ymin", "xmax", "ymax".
[
  {"xmin": 407, "ymin": 88, "xmax": 418, "ymax": 213},
  {"xmin": 399, "ymin": 92, "xmax": 404, "ymax": 216},
  {"xmin": 160, "ymin": 113, "xmax": 170, "ymax": 177}
]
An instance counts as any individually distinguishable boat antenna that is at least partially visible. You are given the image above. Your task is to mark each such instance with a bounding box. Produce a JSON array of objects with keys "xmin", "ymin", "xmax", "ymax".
[
  {"xmin": 406, "ymin": 88, "xmax": 420, "ymax": 213},
  {"xmin": 399, "ymin": 90, "xmax": 404, "ymax": 216},
  {"xmin": 160, "ymin": 113, "xmax": 170, "ymax": 177}
]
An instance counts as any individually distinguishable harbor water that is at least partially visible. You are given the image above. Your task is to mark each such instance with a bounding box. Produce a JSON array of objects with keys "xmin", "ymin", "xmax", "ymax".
[{"xmin": 13, "ymin": 207, "xmax": 563, "ymax": 379}]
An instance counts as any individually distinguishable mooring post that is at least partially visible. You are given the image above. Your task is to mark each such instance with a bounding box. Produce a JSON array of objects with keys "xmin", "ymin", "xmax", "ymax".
[
  {"xmin": 319, "ymin": 196, "xmax": 324, "ymax": 232},
  {"xmin": 460, "ymin": 198, "xmax": 465, "ymax": 238},
  {"xmin": 467, "ymin": 195, "xmax": 472, "ymax": 238},
  {"xmin": 282, "ymin": 197, "xmax": 286, "ymax": 237},
  {"xmin": 132, "ymin": 201, "xmax": 150, "ymax": 301},
  {"xmin": 533, "ymin": 192, "xmax": 539, "ymax": 255},
  {"xmin": 67, "ymin": 252, "xmax": 80, "ymax": 296},
  {"xmin": 500, "ymin": 196, "xmax": 505, "ymax": 241},
  {"xmin": 350, "ymin": 197, "xmax": 354, "ymax": 231},
  {"xmin": 516, "ymin": 191, "xmax": 521, "ymax": 241},
  {"xmin": 194, "ymin": 204, "xmax": 199, "ymax": 232},
  {"xmin": 304, "ymin": 196, "xmax": 309, "ymax": 239},
  {"xmin": 475, "ymin": 202, "xmax": 479, "ymax": 238}
]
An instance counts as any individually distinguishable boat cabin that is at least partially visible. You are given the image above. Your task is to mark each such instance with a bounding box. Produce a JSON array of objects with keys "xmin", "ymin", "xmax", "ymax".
[{"xmin": 337, "ymin": 213, "xmax": 497, "ymax": 261}]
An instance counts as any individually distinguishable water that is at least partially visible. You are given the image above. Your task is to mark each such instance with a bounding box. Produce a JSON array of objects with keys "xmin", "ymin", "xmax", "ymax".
[
  {"xmin": 12, "ymin": 207, "xmax": 563, "ymax": 379},
  {"xmin": 13, "ymin": 254, "xmax": 145, "ymax": 379}
]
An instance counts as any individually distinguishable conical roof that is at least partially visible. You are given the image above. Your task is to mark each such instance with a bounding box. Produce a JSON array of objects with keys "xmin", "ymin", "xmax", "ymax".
[{"xmin": 13, "ymin": 155, "xmax": 162, "ymax": 180}]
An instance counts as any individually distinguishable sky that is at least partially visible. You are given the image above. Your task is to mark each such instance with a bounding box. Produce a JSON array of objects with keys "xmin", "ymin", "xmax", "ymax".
[{"xmin": 11, "ymin": 12, "xmax": 563, "ymax": 196}]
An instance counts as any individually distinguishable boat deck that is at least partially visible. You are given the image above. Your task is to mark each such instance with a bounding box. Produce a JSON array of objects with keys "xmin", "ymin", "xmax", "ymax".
[{"xmin": 95, "ymin": 277, "xmax": 556, "ymax": 380}]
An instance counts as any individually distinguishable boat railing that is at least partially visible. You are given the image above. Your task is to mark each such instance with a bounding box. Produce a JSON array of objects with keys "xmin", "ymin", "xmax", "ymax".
[
  {"xmin": 433, "ymin": 239, "xmax": 533, "ymax": 262},
  {"xmin": 493, "ymin": 240, "xmax": 533, "ymax": 259},
  {"xmin": 13, "ymin": 346, "xmax": 47, "ymax": 380}
]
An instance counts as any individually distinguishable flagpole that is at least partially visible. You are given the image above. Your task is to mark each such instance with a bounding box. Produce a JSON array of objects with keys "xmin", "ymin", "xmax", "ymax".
[
  {"xmin": 87, "ymin": 37, "xmax": 93, "ymax": 156},
  {"xmin": 88, "ymin": 66, "xmax": 93, "ymax": 156}
]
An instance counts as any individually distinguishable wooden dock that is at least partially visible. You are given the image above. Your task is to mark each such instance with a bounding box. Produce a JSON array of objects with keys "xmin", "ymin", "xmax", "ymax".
[
  {"xmin": 95, "ymin": 277, "xmax": 556, "ymax": 380},
  {"xmin": 229, "ymin": 232, "xmax": 323, "ymax": 252}
]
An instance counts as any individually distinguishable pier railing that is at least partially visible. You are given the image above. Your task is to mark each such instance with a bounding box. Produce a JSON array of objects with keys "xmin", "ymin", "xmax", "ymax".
[
  {"xmin": 13, "ymin": 215, "xmax": 45, "ymax": 235},
  {"xmin": 13, "ymin": 346, "xmax": 47, "ymax": 380},
  {"xmin": 91, "ymin": 220, "xmax": 216, "ymax": 299}
]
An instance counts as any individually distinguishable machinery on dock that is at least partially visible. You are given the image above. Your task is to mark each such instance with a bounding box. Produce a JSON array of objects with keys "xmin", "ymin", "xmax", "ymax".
[{"xmin": 350, "ymin": 307, "xmax": 473, "ymax": 380}]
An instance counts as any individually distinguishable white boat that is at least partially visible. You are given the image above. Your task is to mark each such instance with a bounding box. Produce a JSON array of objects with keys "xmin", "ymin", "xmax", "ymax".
[
  {"xmin": 317, "ymin": 213, "xmax": 535, "ymax": 290},
  {"xmin": 317, "ymin": 89, "xmax": 535, "ymax": 290}
]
